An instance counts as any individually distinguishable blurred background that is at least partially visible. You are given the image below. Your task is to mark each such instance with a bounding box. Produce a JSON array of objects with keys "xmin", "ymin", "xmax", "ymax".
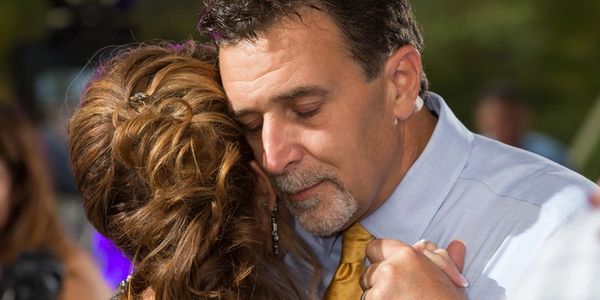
[{"xmin": 0, "ymin": 0, "xmax": 598, "ymax": 294}]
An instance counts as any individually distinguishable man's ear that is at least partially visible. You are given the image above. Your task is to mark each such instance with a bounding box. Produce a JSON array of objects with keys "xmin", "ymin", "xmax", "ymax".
[
  {"xmin": 249, "ymin": 160, "xmax": 277, "ymax": 210},
  {"xmin": 383, "ymin": 46, "xmax": 423, "ymax": 121}
]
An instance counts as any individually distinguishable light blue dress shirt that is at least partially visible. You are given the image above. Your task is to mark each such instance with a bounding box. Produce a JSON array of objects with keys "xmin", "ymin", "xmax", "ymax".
[{"xmin": 289, "ymin": 93, "xmax": 596, "ymax": 299}]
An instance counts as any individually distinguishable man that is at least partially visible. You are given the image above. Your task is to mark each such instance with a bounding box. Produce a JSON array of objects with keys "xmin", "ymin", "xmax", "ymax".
[{"xmin": 198, "ymin": 1, "xmax": 596, "ymax": 299}]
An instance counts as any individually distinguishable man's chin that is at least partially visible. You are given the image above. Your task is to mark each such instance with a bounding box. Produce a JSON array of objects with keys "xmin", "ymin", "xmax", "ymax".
[
  {"xmin": 284, "ymin": 189, "xmax": 359, "ymax": 236},
  {"xmin": 293, "ymin": 209, "xmax": 354, "ymax": 237},
  {"xmin": 298, "ymin": 221, "xmax": 342, "ymax": 237}
]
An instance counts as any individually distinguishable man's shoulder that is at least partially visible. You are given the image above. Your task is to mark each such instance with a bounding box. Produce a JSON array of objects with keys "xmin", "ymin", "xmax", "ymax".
[
  {"xmin": 460, "ymin": 134, "xmax": 594, "ymax": 210},
  {"xmin": 444, "ymin": 135, "xmax": 594, "ymax": 299}
]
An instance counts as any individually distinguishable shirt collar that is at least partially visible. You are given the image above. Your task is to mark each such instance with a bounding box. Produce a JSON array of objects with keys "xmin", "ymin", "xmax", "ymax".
[{"xmin": 361, "ymin": 92, "xmax": 474, "ymax": 244}]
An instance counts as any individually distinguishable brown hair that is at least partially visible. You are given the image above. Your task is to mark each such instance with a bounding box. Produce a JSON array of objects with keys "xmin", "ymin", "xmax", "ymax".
[
  {"xmin": 0, "ymin": 104, "xmax": 73, "ymax": 263},
  {"xmin": 69, "ymin": 41, "xmax": 312, "ymax": 299},
  {"xmin": 198, "ymin": 0, "xmax": 428, "ymax": 97}
]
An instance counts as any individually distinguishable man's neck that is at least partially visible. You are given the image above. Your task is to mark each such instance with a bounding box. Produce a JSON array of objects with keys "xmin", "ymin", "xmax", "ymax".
[{"xmin": 363, "ymin": 107, "xmax": 438, "ymax": 218}]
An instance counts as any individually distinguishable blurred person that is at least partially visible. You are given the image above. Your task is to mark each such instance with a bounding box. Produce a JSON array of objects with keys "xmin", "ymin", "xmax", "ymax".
[
  {"xmin": 593, "ymin": 180, "xmax": 600, "ymax": 207},
  {"xmin": 198, "ymin": 0, "xmax": 597, "ymax": 299},
  {"xmin": 475, "ymin": 81, "xmax": 571, "ymax": 167},
  {"xmin": 0, "ymin": 104, "xmax": 110, "ymax": 300},
  {"xmin": 510, "ymin": 180, "xmax": 600, "ymax": 300},
  {"xmin": 68, "ymin": 41, "xmax": 466, "ymax": 300}
]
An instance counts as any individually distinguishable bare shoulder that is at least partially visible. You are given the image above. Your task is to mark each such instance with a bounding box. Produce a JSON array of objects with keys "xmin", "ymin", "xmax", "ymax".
[{"xmin": 59, "ymin": 246, "xmax": 111, "ymax": 300}]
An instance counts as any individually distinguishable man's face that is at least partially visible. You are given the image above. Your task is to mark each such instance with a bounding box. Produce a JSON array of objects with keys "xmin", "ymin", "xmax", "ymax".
[{"xmin": 219, "ymin": 9, "xmax": 398, "ymax": 236}]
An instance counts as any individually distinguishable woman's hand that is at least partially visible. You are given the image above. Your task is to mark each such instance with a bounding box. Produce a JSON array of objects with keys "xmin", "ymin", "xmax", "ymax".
[{"xmin": 360, "ymin": 239, "xmax": 468, "ymax": 300}]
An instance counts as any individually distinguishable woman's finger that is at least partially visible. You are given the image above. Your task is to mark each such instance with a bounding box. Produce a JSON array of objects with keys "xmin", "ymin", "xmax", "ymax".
[{"xmin": 422, "ymin": 249, "xmax": 469, "ymax": 288}]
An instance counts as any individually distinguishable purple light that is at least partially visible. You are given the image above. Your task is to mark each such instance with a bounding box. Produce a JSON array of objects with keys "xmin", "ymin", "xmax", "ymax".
[{"xmin": 91, "ymin": 230, "xmax": 132, "ymax": 289}]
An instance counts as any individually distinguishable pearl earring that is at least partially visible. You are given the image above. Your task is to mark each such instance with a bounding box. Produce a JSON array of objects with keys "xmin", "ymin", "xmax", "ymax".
[
  {"xmin": 396, "ymin": 95, "xmax": 425, "ymax": 124},
  {"xmin": 414, "ymin": 96, "xmax": 424, "ymax": 113}
]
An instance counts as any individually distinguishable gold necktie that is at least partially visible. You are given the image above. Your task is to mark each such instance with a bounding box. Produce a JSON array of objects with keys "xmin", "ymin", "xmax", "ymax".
[{"xmin": 324, "ymin": 223, "xmax": 374, "ymax": 300}]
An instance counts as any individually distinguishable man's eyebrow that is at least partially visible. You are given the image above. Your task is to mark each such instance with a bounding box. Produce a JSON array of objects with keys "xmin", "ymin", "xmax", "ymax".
[
  {"xmin": 274, "ymin": 86, "xmax": 329, "ymax": 102},
  {"xmin": 233, "ymin": 86, "xmax": 329, "ymax": 118}
]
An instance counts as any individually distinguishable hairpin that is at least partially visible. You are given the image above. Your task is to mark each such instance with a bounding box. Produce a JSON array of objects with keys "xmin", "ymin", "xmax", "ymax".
[{"xmin": 128, "ymin": 92, "xmax": 149, "ymax": 110}]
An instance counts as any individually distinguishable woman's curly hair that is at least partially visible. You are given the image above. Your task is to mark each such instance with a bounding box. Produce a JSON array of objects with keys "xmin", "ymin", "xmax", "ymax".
[{"xmin": 68, "ymin": 41, "xmax": 307, "ymax": 299}]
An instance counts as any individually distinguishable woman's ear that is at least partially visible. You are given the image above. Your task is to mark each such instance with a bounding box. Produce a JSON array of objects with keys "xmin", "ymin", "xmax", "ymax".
[
  {"xmin": 249, "ymin": 160, "xmax": 277, "ymax": 210},
  {"xmin": 384, "ymin": 46, "xmax": 423, "ymax": 121}
]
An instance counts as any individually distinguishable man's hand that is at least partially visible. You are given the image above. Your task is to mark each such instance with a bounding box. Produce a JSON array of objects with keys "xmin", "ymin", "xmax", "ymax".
[{"xmin": 360, "ymin": 239, "xmax": 467, "ymax": 300}]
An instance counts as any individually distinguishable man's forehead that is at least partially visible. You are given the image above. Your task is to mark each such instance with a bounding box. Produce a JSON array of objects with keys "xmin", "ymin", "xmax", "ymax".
[
  {"xmin": 218, "ymin": 41, "xmax": 292, "ymax": 109},
  {"xmin": 219, "ymin": 38, "xmax": 291, "ymax": 77}
]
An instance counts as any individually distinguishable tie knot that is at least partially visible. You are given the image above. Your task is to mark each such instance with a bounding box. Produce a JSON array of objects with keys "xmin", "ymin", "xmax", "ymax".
[{"xmin": 341, "ymin": 223, "xmax": 374, "ymax": 263}]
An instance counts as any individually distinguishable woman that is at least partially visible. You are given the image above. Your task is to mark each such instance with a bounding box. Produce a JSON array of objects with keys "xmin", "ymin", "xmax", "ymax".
[
  {"xmin": 0, "ymin": 104, "xmax": 110, "ymax": 300},
  {"xmin": 68, "ymin": 41, "xmax": 317, "ymax": 299}
]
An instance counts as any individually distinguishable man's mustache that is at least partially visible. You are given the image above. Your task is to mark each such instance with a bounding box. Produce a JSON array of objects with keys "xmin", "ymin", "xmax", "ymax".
[{"xmin": 271, "ymin": 170, "xmax": 337, "ymax": 195}]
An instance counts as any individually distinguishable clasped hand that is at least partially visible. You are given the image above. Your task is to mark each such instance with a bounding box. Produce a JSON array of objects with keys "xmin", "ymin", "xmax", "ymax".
[{"xmin": 360, "ymin": 239, "xmax": 468, "ymax": 300}]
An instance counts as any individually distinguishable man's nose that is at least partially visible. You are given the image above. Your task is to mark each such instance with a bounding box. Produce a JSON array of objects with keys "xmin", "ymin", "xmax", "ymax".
[{"xmin": 261, "ymin": 118, "xmax": 302, "ymax": 175}]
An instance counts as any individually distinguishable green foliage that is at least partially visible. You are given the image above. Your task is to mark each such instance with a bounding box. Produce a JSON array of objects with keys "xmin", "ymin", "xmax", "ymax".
[
  {"xmin": 0, "ymin": 0, "xmax": 47, "ymax": 99},
  {"xmin": 414, "ymin": 0, "xmax": 600, "ymax": 179},
  {"xmin": 131, "ymin": 0, "xmax": 203, "ymax": 41}
]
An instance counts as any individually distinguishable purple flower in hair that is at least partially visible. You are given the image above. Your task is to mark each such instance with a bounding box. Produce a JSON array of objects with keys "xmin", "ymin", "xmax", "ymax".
[
  {"xmin": 166, "ymin": 42, "xmax": 186, "ymax": 52},
  {"xmin": 209, "ymin": 30, "xmax": 223, "ymax": 41}
]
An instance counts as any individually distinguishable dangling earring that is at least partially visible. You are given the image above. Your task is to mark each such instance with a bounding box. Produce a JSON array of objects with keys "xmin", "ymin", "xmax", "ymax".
[
  {"xmin": 111, "ymin": 274, "xmax": 132, "ymax": 300},
  {"xmin": 271, "ymin": 201, "xmax": 279, "ymax": 256}
]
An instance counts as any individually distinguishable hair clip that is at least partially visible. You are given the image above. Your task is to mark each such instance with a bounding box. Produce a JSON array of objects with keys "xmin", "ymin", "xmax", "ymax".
[{"xmin": 128, "ymin": 92, "xmax": 149, "ymax": 110}]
